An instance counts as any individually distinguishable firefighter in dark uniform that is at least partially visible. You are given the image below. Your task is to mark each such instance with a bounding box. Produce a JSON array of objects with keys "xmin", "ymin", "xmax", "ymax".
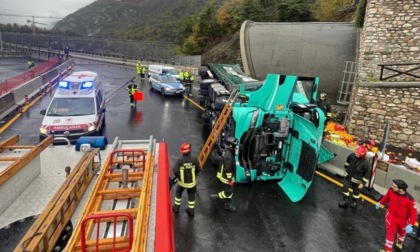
[
  {"xmin": 210, "ymin": 137, "xmax": 238, "ymax": 212},
  {"xmin": 172, "ymin": 142, "xmax": 201, "ymax": 217},
  {"xmin": 316, "ymin": 92, "xmax": 332, "ymax": 122},
  {"xmin": 126, "ymin": 80, "xmax": 139, "ymax": 109},
  {"xmin": 339, "ymin": 146, "xmax": 369, "ymax": 208}
]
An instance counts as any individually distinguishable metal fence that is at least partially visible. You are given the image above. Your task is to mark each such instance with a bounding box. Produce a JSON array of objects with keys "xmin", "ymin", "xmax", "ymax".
[
  {"xmin": 1, "ymin": 33, "xmax": 201, "ymax": 66},
  {"xmin": 0, "ymin": 57, "xmax": 60, "ymax": 95}
]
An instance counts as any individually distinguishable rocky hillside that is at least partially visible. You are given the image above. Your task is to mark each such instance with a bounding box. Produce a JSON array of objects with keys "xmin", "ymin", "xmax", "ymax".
[{"xmin": 52, "ymin": 0, "xmax": 209, "ymax": 41}]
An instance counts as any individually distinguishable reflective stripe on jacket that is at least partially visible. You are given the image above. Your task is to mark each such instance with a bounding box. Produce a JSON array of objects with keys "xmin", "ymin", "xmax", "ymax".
[
  {"xmin": 217, "ymin": 150, "xmax": 235, "ymax": 184},
  {"xmin": 172, "ymin": 155, "xmax": 201, "ymax": 188}
]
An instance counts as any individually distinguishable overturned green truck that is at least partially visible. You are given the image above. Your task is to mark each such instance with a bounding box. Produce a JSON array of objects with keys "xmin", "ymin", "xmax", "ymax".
[{"xmin": 199, "ymin": 64, "xmax": 334, "ymax": 202}]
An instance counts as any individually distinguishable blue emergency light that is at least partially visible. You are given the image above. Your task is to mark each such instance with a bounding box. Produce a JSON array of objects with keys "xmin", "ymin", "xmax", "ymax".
[
  {"xmin": 81, "ymin": 81, "xmax": 93, "ymax": 89},
  {"xmin": 75, "ymin": 136, "xmax": 108, "ymax": 151},
  {"xmin": 59, "ymin": 81, "xmax": 70, "ymax": 89}
]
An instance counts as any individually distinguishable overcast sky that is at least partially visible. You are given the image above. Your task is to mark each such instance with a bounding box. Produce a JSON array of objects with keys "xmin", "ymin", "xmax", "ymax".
[{"xmin": 0, "ymin": 0, "xmax": 95, "ymax": 28}]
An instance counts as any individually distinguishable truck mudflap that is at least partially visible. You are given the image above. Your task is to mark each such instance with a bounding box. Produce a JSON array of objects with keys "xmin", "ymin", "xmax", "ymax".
[{"xmin": 279, "ymin": 115, "xmax": 326, "ymax": 202}]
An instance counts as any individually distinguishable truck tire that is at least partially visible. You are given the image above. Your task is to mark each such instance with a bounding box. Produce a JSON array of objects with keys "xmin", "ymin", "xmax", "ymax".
[
  {"xmin": 198, "ymin": 66, "xmax": 210, "ymax": 78},
  {"xmin": 202, "ymin": 112, "xmax": 211, "ymax": 123},
  {"xmin": 199, "ymin": 89, "xmax": 209, "ymax": 97},
  {"xmin": 200, "ymin": 79, "xmax": 216, "ymax": 90},
  {"xmin": 210, "ymin": 148, "xmax": 222, "ymax": 167},
  {"xmin": 214, "ymin": 96, "xmax": 229, "ymax": 111}
]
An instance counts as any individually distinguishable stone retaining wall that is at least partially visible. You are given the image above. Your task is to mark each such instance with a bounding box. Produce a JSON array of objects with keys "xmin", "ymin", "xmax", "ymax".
[{"xmin": 347, "ymin": 0, "xmax": 420, "ymax": 149}]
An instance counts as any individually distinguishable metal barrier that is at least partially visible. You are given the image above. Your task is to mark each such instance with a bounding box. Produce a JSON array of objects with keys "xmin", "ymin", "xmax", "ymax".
[
  {"xmin": 0, "ymin": 57, "xmax": 60, "ymax": 94},
  {"xmin": 378, "ymin": 62, "xmax": 420, "ymax": 81}
]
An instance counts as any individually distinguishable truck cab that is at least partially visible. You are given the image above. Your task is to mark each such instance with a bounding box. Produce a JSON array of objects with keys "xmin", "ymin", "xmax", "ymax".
[
  {"xmin": 200, "ymin": 64, "xmax": 334, "ymax": 202},
  {"xmin": 39, "ymin": 71, "xmax": 106, "ymax": 144}
]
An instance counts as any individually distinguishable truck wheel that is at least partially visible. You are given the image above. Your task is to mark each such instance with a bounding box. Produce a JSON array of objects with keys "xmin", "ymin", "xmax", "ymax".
[
  {"xmin": 210, "ymin": 148, "xmax": 222, "ymax": 167},
  {"xmin": 214, "ymin": 96, "xmax": 229, "ymax": 111}
]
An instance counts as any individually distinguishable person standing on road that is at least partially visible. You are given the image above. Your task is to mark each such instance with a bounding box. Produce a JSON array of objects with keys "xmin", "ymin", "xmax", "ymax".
[
  {"xmin": 140, "ymin": 66, "xmax": 146, "ymax": 80},
  {"xmin": 376, "ymin": 179, "xmax": 417, "ymax": 252},
  {"xmin": 126, "ymin": 80, "xmax": 139, "ymax": 109},
  {"xmin": 64, "ymin": 46, "xmax": 70, "ymax": 59},
  {"xmin": 184, "ymin": 74, "xmax": 195, "ymax": 96},
  {"xmin": 27, "ymin": 59, "xmax": 35, "ymax": 70},
  {"xmin": 136, "ymin": 61, "xmax": 142, "ymax": 76},
  {"xmin": 171, "ymin": 142, "xmax": 201, "ymax": 217},
  {"xmin": 210, "ymin": 137, "xmax": 238, "ymax": 212},
  {"xmin": 179, "ymin": 69, "xmax": 185, "ymax": 84},
  {"xmin": 338, "ymin": 146, "xmax": 369, "ymax": 208}
]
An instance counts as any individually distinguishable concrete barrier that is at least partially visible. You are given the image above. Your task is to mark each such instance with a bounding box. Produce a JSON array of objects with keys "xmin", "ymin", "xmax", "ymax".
[
  {"xmin": 0, "ymin": 93, "xmax": 16, "ymax": 116},
  {"xmin": 0, "ymin": 59, "xmax": 75, "ymax": 121},
  {"xmin": 13, "ymin": 76, "xmax": 43, "ymax": 106},
  {"xmin": 320, "ymin": 140, "xmax": 420, "ymax": 203}
]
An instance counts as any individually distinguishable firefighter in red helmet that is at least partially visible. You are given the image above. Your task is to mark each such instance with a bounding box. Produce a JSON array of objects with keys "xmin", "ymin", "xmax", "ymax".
[
  {"xmin": 339, "ymin": 145, "xmax": 370, "ymax": 208},
  {"xmin": 171, "ymin": 142, "xmax": 201, "ymax": 217}
]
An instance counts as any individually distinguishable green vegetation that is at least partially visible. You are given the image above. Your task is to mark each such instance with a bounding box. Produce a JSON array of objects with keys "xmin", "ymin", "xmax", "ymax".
[{"xmin": 1, "ymin": 0, "xmax": 362, "ymax": 57}]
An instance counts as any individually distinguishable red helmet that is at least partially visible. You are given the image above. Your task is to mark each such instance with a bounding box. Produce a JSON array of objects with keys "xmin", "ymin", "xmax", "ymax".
[
  {"xmin": 180, "ymin": 142, "xmax": 191, "ymax": 154},
  {"xmin": 354, "ymin": 146, "xmax": 367, "ymax": 158}
]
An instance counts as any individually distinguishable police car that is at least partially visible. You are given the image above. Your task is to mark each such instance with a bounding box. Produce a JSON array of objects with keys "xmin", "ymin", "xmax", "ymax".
[{"xmin": 39, "ymin": 71, "xmax": 106, "ymax": 143}]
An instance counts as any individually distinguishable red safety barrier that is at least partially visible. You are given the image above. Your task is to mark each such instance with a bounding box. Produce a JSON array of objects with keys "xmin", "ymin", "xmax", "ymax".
[
  {"xmin": 80, "ymin": 212, "xmax": 134, "ymax": 252},
  {"xmin": 109, "ymin": 149, "xmax": 147, "ymax": 172},
  {"xmin": 0, "ymin": 57, "xmax": 60, "ymax": 94},
  {"xmin": 155, "ymin": 142, "xmax": 175, "ymax": 252}
]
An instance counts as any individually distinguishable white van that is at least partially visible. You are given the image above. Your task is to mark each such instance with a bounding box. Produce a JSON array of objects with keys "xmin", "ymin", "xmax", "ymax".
[
  {"xmin": 39, "ymin": 71, "xmax": 106, "ymax": 143},
  {"xmin": 148, "ymin": 64, "xmax": 180, "ymax": 81}
]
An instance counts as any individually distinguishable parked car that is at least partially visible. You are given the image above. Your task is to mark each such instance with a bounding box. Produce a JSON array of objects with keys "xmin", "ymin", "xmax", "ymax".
[{"xmin": 149, "ymin": 73, "xmax": 185, "ymax": 96}]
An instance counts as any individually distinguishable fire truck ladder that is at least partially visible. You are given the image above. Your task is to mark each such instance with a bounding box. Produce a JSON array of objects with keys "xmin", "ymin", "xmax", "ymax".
[
  {"xmin": 197, "ymin": 90, "xmax": 239, "ymax": 168},
  {"xmin": 66, "ymin": 137, "xmax": 157, "ymax": 252}
]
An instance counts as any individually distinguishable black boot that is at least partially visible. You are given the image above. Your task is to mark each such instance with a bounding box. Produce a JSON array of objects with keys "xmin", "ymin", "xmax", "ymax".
[
  {"xmin": 186, "ymin": 208, "xmax": 194, "ymax": 217},
  {"xmin": 224, "ymin": 202, "xmax": 237, "ymax": 212},
  {"xmin": 224, "ymin": 199, "xmax": 237, "ymax": 212},
  {"xmin": 350, "ymin": 198, "xmax": 358, "ymax": 208},
  {"xmin": 339, "ymin": 195, "xmax": 350, "ymax": 208},
  {"xmin": 172, "ymin": 204, "xmax": 180, "ymax": 213}
]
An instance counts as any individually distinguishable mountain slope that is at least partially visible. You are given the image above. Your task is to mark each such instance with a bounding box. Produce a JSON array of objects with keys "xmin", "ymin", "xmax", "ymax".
[{"xmin": 52, "ymin": 0, "xmax": 208, "ymax": 41}]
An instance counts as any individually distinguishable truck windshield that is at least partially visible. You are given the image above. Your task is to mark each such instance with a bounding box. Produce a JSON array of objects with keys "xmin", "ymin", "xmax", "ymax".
[
  {"xmin": 46, "ymin": 97, "xmax": 95, "ymax": 116},
  {"xmin": 293, "ymin": 80, "xmax": 316, "ymax": 103}
]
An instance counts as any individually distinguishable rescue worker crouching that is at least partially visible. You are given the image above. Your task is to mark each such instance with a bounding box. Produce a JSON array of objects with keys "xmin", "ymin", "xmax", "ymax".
[
  {"xmin": 171, "ymin": 142, "xmax": 201, "ymax": 217},
  {"xmin": 210, "ymin": 137, "xmax": 238, "ymax": 212},
  {"xmin": 126, "ymin": 80, "xmax": 139, "ymax": 109},
  {"xmin": 339, "ymin": 146, "xmax": 369, "ymax": 208}
]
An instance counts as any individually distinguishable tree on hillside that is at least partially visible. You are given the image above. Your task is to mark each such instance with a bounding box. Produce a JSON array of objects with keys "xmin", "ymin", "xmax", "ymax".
[
  {"xmin": 276, "ymin": 0, "xmax": 316, "ymax": 22},
  {"xmin": 313, "ymin": 0, "xmax": 353, "ymax": 21}
]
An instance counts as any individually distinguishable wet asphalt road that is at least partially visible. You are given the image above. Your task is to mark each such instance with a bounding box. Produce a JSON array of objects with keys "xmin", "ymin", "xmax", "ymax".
[{"xmin": 0, "ymin": 58, "xmax": 419, "ymax": 252}]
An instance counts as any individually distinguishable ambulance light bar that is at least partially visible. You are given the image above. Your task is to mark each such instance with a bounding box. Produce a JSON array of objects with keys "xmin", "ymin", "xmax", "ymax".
[
  {"xmin": 59, "ymin": 81, "xmax": 69, "ymax": 89},
  {"xmin": 82, "ymin": 81, "xmax": 93, "ymax": 89}
]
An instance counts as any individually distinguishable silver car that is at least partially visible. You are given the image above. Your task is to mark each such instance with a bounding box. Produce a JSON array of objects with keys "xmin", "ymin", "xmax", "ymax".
[{"xmin": 149, "ymin": 73, "xmax": 185, "ymax": 96}]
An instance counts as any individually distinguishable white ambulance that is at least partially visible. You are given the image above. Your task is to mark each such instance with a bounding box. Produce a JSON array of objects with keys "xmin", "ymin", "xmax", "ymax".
[{"xmin": 39, "ymin": 71, "xmax": 106, "ymax": 143}]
